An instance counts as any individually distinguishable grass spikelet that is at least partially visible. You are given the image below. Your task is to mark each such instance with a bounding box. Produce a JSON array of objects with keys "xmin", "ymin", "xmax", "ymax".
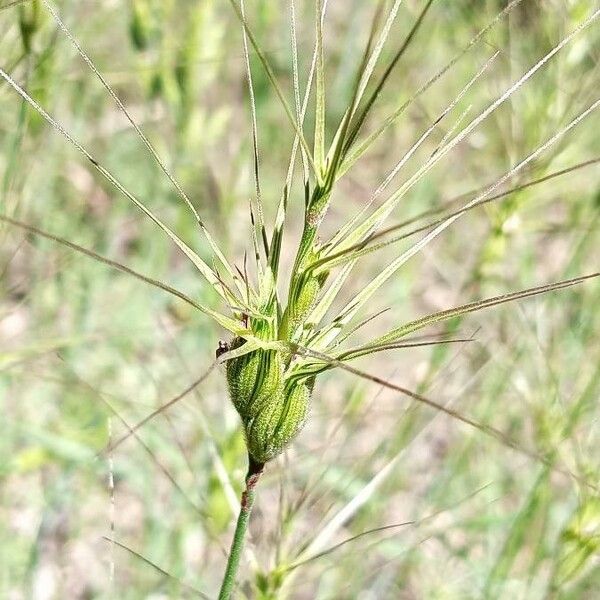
[{"xmin": 1, "ymin": 1, "xmax": 599, "ymax": 598}]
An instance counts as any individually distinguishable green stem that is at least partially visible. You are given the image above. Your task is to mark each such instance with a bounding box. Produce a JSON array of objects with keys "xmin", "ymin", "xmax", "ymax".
[{"xmin": 218, "ymin": 455, "xmax": 265, "ymax": 600}]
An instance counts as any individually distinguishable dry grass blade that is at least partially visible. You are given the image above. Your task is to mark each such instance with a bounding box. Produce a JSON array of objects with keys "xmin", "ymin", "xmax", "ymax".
[
  {"xmin": 287, "ymin": 520, "xmax": 415, "ymax": 572},
  {"xmin": 311, "ymin": 95, "xmax": 600, "ymax": 347},
  {"xmin": 0, "ymin": 67, "xmax": 249, "ymax": 313},
  {"xmin": 353, "ymin": 0, "xmax": 403, "ymax": 113},
  {"xmin": 0, "ymin": 214, "xmax": 244, "ymax": 334},
  {"xmin": 100, "ymin": 398, "xmax": 203, "ymax": 515},
  {"xmin": 57, "ymin": 363, "xmax": 205, "ymax": 514},
  {"xmin": 326, "ymin": 50, "xmax": 498, "ymax": 255},
  {"xmin": 102, "ymin": 537, "xmax": 210, "ymax": 599},
  {"xmin": 340, "ymin": 0, "xmax": 526, "ymax": 173},
  {"xmin": 227, "ymin": 0, "xmax": 316, "ymax": 175},
  {"xmin": 293, "ymin": 345, "xmax": 597, "ymax": 491},
  {"xmin": 100, "ymin": 361, "xmax": 218, "ymax": 456},
  {"xmin": 39, "ymin": 0, "xmax": 244, "ymax": 294},
  {"xmin": 240, "ymin": 0, "xmax": 267, "ymax": 263},
  {"xmin": 364, "ymin": 273, "xmax": 600, "ymax": 349},
  {"xmin": 0, "ymin": 0, "xmax": 30, "ymax": 10},
  {"xmin": 365, "ymin": 156, "xmax": 600, "ymax": 248},
  {"xmin": 294, "ymin": 443, "xmax": 407, "ymax": 570},
  {"xmin": 291, "ymin": 482, "xmax": 492, "ymax": 575},
  {"xmin": 343, "ymin": 0, "xmax": 435, "ymax": 155},
  {"xmin": 314, "ymin": 0, "xmax": 326, "ymax": 175}
]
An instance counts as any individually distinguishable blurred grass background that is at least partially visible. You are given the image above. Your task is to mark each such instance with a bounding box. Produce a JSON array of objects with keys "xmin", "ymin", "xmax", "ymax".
[{"xmin": 1, "ymin": 0, "xmax": 600, "ymax": 598}]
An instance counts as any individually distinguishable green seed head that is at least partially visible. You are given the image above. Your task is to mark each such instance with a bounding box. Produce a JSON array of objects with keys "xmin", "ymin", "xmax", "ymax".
[{"xmin": 225, "ymin": 339, "xmax": 312, "ymax": 463}]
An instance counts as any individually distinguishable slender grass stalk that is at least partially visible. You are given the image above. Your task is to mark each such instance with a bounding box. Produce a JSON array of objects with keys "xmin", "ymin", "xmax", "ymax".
[{"xmin": 218, "ymin": 455, "xmax": 265, "ymax": 600}]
